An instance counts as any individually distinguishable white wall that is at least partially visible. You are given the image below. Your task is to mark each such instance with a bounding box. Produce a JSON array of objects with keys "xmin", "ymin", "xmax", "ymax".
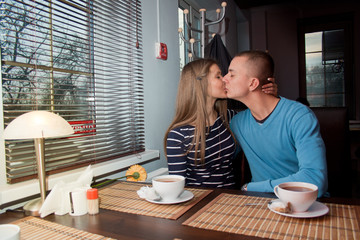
[{"xmin": 141, "ymin": 0, "xmax": 180, "ymax": 173}]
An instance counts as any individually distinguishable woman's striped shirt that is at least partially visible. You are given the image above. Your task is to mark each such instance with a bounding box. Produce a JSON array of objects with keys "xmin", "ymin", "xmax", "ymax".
[{"xmin": 166, "ymin": 109, "xmax": 237, "ymax": 188}]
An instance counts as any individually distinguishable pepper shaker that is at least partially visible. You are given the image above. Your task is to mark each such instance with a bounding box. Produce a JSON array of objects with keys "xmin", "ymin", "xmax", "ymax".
[{"xmin": 86, "ymin": 188, "xmax": 99, "ymax": 215}]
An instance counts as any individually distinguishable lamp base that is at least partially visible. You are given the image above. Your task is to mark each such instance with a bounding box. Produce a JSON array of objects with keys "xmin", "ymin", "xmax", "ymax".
[{"xmin": 23, "ymin": 198, "xmax": 43, "ymax": 216}]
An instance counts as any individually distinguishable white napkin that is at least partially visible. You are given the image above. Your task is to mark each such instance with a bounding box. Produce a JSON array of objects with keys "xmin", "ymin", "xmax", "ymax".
[
  {"xmin": 39, "ymin": 165, "xmax": 93, "ymax": 218},
  {"xmin": 137, "ymin": 186, "xmax": 160, "ymax": 201},
  {"xmin": 269, "ymin": 200, "xmax": 292, "ymax": 213}
]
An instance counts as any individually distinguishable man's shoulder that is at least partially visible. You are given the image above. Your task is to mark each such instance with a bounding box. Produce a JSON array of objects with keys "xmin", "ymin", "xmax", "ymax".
[
  {"xmin": 279, "ymin": 96, "xmax": 302, "ymax": 107},
  {"xmin": 279, "ymin": 97, "xmax": 311, "ymax": 115},
  {"xmin": 278, "ymin": 97, "xmax": 317, "ymax": 126},
  {"xmin": 230, "ymin": 109, "xmax": 250, "ymax": 130},
  {"xmin": 232, "ymin": 108, "xmax": 250, "ymax": 120}
]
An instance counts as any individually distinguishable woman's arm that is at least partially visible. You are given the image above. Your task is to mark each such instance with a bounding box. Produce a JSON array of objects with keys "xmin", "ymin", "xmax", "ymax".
[{"xmin": 166, "ymin": 130, "xmax": 188, "ymax": 177}]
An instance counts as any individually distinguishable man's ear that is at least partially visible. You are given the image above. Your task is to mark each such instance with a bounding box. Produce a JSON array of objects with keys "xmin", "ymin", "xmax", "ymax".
[{"xmin": 249, "ymin": 78, "xmax": 260, "ymax": 91}]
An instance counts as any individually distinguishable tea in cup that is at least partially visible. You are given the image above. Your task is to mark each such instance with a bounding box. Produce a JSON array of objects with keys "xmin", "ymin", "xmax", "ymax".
[
  {"xmin": 152, "ymin": 175, "xmax": 185, "ymax": 201},
  {"xmin": 274, "ymin": 182, "xmax": 318, "ymax": 212}
]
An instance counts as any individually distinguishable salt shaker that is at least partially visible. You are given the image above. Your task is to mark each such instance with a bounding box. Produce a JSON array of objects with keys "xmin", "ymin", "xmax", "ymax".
[{"xmin": 86, "ymin": 188, "xmax": 99, "ymax": 215}]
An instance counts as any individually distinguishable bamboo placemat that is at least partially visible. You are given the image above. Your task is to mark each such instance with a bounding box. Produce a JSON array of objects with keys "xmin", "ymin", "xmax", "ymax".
[
  {"xmin": 183, "ymin": 193, "xmax": 360, "ymax": 240},
  {"xmin": 98, "ymin": 181, "xmax": 212, "ymax": 220},
  {"xmin": 11, "ymin": 216, "xmax": 115, "ymax": 239}
]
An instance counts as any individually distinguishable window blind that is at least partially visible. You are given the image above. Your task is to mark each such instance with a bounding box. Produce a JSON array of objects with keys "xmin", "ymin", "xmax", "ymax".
[{"xmin": 0, "ymin": 0, "xmax": 144, "ymax": 183}]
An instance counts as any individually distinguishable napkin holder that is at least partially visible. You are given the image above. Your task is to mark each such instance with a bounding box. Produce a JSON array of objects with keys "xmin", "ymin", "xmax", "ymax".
[{"xmin": 39, "ymin": 165, "xmax": 93, "ymax": 218}]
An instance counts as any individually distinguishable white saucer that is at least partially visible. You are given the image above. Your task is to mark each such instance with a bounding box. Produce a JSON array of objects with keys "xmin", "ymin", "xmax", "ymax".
[
  {"xmin": 268, "ymin": 199, "xmax": 329, "ymax": 218},
  {"xmin": 145, "ymin": 190, "xmax": 194, "ymax": 204}
]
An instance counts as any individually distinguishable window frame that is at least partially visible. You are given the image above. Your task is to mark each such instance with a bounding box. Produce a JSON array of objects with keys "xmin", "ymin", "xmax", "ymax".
[{"xmin": 298, "ymin": 13, "xmax": 355, "ymax": 119}]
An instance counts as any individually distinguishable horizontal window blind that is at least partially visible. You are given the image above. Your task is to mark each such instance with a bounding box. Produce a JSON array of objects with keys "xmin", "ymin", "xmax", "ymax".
[{"xmin": 1, "ymin": 0, "xmax": 144, "ymax": 183}]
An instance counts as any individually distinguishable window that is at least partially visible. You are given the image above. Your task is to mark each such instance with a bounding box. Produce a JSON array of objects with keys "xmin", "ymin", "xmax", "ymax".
[
  {"xmin": 298, "ymin": 14, "xmax": 354, "ymax": 119},
  {"xmin": 305, "ymin": 30, "xmax": 345, "ymax": 106},
  {"xmin": 1, "ymin": 0, "xmax": 144, "ymax": 183}
]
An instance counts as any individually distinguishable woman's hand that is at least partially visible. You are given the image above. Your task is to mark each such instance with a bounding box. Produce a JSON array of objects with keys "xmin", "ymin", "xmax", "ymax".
[{"xmin": 262, "ymin": 77, "xmax": 278, "ymax": 97}]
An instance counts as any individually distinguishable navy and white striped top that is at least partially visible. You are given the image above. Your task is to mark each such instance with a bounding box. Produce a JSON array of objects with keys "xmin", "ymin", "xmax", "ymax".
[{"xmin": 166, "ymin": 109, "xmax": 237, "ymax": 188}]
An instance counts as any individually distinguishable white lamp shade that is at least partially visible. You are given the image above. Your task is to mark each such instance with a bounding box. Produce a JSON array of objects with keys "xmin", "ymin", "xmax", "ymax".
[{"xmin": 3, "ymin": 111, "xmax": 74, "ymax": 140}]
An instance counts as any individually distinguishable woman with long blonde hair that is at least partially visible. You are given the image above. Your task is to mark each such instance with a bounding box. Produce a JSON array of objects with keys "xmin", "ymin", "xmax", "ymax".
[{"xmin": 164, "ymin": 59, "xmax": 276, "ymax": 188}]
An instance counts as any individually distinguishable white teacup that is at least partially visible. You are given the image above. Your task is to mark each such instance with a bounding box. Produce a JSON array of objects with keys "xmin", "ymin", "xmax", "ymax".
[
  {"xmin": 0, "ymin": 224, "xmax": 20, "ymax": 240},
  {"xmin": 152, "ymin": 175, "xmax": 185, "ymax": 201},
  {"xmin": 274, "ymin": 182, "xmax": 318, "ymax": 212}
]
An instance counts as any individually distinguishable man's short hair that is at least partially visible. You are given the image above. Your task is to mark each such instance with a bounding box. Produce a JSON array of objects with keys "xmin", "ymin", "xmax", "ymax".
[{"xmin": 236, "ymin": 50, "xmax": 275, "ymax": 86}]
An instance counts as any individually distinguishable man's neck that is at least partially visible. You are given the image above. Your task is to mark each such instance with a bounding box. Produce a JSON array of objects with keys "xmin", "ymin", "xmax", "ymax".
[{"xmin": 243, "ymin": 93, "xmax": 280, "ymax": 121}]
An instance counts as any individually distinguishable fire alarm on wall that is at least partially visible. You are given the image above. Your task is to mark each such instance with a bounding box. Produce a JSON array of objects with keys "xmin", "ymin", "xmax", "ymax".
[{"xmin": 156, "ymin": 42, "xmax": 167, "ymax": 60}]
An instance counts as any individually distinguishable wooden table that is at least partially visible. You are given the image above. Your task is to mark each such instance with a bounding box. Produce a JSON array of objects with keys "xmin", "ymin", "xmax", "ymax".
[{"xmin": 1, "ymin": 185, "xmax": 359, "ymax": 240}]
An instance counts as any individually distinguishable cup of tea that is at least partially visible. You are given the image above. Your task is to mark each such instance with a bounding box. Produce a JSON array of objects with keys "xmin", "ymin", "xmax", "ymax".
[
  {"xmin": 0, "ymin": 224, "xmax": 20, "ymax": 240},
  {"xmin": 152, "ymin": 175, "xmax": 185, "ymax": 201},
  {"xmin": 274, "ymin": 182, "xmax": 318, "ymax": 212}
]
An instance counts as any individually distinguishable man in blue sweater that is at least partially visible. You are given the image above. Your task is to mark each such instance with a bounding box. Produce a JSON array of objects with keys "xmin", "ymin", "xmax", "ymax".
[{"xmin": 223, "ymin": 50, "xmax": 328, "ymax": 197}]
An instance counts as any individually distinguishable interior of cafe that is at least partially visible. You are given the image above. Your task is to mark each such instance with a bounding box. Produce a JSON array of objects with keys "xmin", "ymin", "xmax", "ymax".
[{"xmin": 0, "ymin": 0, "xmax": 359, "ymax": 239}]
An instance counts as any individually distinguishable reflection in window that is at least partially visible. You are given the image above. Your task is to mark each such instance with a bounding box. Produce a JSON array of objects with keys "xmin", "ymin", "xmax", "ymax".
[{"xmin": 305, "ymin": 30, "xmax": 345, "ymax": 107}]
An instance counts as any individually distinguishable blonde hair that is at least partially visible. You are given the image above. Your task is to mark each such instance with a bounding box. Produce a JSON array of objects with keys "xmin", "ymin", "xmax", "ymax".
[{"xmin": 164, "ymin": 59, "xmax": 230, "ymax": 164}]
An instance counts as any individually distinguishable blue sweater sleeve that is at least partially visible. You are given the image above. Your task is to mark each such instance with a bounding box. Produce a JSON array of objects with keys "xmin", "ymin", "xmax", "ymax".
[{"xmin": 247, "ymin": 109, "xmax": 328, "ymax": 197}]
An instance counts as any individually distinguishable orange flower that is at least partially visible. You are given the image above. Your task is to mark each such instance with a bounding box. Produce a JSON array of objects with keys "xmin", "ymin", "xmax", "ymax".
[
  {"xmin": 126, "ymin": 164, "xmax": 147, "ymax": 182},
  {"xmin": 91, "ymin": 164, "xmax": 147, "ymax": 188}
]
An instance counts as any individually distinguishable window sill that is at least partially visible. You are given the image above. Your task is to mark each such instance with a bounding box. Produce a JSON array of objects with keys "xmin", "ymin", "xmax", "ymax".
[{"xmin": 0, "ymin": 149, "xmax": 159, "ymax": 209}]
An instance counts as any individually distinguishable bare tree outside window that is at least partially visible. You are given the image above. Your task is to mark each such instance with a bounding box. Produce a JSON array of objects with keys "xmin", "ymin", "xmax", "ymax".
[
  {"xmin": 1, "ymin": 0, "xmax": 145, "ymax": 183},
  {"xmin": 1, "ymin": 1, "xmax": 92, "ymax": 117}
]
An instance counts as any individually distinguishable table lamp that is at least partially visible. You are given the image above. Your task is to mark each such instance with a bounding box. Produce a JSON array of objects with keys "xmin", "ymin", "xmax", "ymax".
[{"xmin": 3, "ymin": 111, "xmax": 74, "ymax": 216}]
